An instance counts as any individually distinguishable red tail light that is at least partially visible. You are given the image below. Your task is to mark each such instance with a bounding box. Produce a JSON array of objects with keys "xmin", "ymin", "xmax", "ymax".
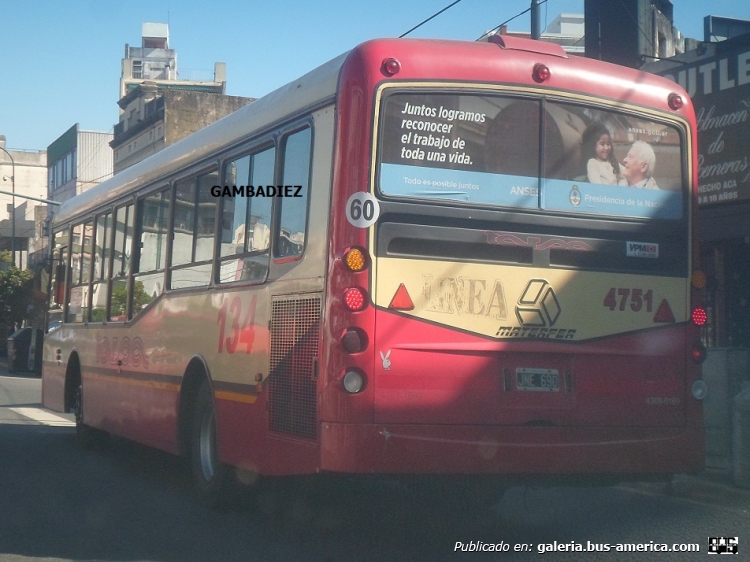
[
  {"xmin": 343, "ymin": 287, "xmax": 367, "ymax": 311},
  {"xmin": 692, "ymin": 307, "xmax": 707, "ymax": 326}
]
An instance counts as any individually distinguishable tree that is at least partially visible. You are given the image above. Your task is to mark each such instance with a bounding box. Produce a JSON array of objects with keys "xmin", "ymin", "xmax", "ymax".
[{"xmin": 0, "ymin": 265, "xmax": 34, "ymax": 335}]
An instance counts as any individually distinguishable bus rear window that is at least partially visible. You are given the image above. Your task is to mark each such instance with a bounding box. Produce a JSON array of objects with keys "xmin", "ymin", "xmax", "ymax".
[{"xmin": 377, "ymin": 92, "xmax": 685, "ymax": 220}]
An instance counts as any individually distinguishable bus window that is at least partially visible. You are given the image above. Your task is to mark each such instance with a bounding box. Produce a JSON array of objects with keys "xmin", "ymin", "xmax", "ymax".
[
  {"xmin": 169, "ymin": 169, "xmax": 218, "ymax": 289},
  {"xmin": 90, "ymin": 212, "xmax": 111, "ymax": 322},
  {"xmin": 49, "ymin": 229, "xmax": 68, "ymax": 330},
  {"xmin": 378, "ymin": 91, "xmax": 684, "ymax": 220},
  {"xmin": 274, "ymin": 128, "xmax": 311, "ymax": 259},
  {"xmin": 133, "ymin": 189, "xmax": 169, "ymax": 315},
  {"xmin": 109, "ymin": 204, "xmax": 133, "ymax": 322},
  {"xmin": 219, "ymin": 146, "xmax": 275, "ymax": 283},
  {"xmin": 70, "ymin": 224, "xmax": 83, "ymax": 287},
  {"xmin": 81, "ymin": 220, "xmax": 93, "ymax": 285},
  {"xmin": 542, "ymin": 101, "xmax": 684, "ymax": 220},
  {"xmin": 66, "ymin": 223, "xmax": 88, "ymax": 323}
]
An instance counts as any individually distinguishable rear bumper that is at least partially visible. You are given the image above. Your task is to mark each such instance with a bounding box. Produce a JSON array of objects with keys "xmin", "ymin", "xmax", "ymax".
[{"xmin": 320, "ymin": 423, "xmax": 704, "ymax": 475}]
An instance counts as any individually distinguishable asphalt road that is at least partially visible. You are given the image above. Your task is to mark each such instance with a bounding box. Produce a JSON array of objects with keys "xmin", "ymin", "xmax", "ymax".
[{"xmin": 0, "ymin": 372, "xmax": 748, "ymax": 562}]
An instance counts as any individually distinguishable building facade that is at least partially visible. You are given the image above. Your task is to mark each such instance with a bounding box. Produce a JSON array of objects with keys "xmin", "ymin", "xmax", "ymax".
[
  {"xmin": 112, "ymin": 22, "xmax": 252, "ymax": 173},
  {"xmin": 644, "ymin": 25, "xmax": 750, "ymax": 349},
  {"xmin": 39, "ymin": 125, "xmax": 113, "ymax": 269},
  {"xmin": 585, "ymin": 0, "xmax": 698, "ymax": 67},
  {"xmin": 0, "ymin": 139, "xmax": 47, "ymax": 269},
  {"xmin": 112, "ymin": 85, "xmax": 253, "ymax": 173},
  {"xmin": 47, "ymin": 125, "xmax": 113, "ymax": 205},
  {"xmin": 490, "ymin": 13, "xmax": 586, "ymax": 55}
]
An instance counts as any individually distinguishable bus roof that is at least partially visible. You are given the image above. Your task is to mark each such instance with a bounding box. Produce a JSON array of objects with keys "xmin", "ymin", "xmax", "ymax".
[{"xmin": 53, "ymin": 37, "xmax": 691, "ymax": 227}]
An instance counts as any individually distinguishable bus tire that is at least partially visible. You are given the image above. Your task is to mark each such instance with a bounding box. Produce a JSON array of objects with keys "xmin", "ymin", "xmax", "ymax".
[
  {"xmin": 190, "ymin": 380, "xmax": 235, "ymax": 507},
  {"xmin": 72, "ymin": 378, "xmax": 107, "ymax": 449}
]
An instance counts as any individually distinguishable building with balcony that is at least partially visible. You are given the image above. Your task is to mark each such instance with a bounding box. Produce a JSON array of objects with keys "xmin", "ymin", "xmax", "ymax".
[
  {"xmin": 111, "ymin": 84, "xmax": 253, "ymax": 174},
  {"xmin": 112, "ymin": 22, "xmax": 253, "ymax": 174}
]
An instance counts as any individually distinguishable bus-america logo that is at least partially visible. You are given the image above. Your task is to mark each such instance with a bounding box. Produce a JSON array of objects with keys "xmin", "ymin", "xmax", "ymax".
[{"xmin": 495, "ymin": 279, "xmax": 576, "ymax": 339}]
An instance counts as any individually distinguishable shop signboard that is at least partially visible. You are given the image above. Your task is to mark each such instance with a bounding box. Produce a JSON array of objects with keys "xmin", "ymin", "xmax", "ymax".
[{"xmin": 657, "ymin": 45, "xmax": 750, "ymax": 206}]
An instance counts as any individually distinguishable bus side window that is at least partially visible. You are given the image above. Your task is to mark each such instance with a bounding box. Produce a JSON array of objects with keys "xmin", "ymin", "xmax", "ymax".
[
  {"xmin": 66, "ymin": 223, "xmax": 88, "ymax": 323},
  {"xmin": 133, "ymin": 188, "xmax": 169, "ymax": 316},
  {"xmin": 218, "ymin": 146, "xmax": 275, "ymax": 283},
  {"xmin": 53, "ymin": 264, "xmax": 66, "ymax": 306},
  {"xmin": 274, "ymin": 128, "xmax": 311, "ymax": 259},
  {"xmin": 108, "ymin": 204, "xmax": 134, "ymax": 322},
  {"xmin": 169, "ymin": 169, "xmax": 218, "ymax": 290},
  {"xmin": 48, "ymin": 229, "xmax": 68, "ymax": 331},
  {"xmin": 90, "ymin": 212, "xmax": 112, "ymax": 322}
]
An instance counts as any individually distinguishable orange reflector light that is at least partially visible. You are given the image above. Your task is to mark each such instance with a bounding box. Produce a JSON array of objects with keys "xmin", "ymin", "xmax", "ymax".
[
  {"xmin": 692, "ymin": 307, "xmax": 707, "ymax": 326},
  {"xmin": 691, "ymin": 270, "xmax": 707, "ymax": 289},
  {"xmin": 343, "ymin": 287, "xmax": 367, "ymax": 311},
  {"xmin": 344, "ymin": 248, "xmax": 367, "ymax": 272},
  {"xmin": 653, "ymin": 299, "xmax": 675, "ymax": 323},
  {"xmin": 388, "ymin": 283, "xmax": 415, "ymax": 311}
]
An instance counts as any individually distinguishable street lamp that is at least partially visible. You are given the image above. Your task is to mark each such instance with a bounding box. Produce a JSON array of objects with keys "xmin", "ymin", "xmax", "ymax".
[{"xmin": 0, "ymin": 135, "xmax": 15, "ymax": 267}]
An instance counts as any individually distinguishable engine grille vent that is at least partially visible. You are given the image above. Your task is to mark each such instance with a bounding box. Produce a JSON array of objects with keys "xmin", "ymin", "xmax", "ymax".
[{"xmin": 268, "ymin": 295, "xmax": 321, "ymax": 440}]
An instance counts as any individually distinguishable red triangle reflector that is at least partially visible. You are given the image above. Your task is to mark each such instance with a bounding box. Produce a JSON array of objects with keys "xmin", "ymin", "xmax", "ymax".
[
  {"xmin": 389, "ymin": 283, "xmax": 414, "ymax": 310},
  {"xmin": 653, "ymin": 299, "xmax": 675, "ymax": 323}
]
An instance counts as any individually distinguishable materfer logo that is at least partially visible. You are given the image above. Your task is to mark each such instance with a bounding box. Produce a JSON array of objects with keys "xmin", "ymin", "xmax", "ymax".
[
  {"xmin": 515, "ymin": 279, "xmax": 561, "ymax": 327},
  {"xmin": 496, "ymin": 279, "xmax": 575, "ymax": 339}
]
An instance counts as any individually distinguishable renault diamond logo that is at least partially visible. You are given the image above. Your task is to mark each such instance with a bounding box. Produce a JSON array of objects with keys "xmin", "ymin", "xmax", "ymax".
[{"xmin": 515, "ymin": 280, "xmax": 561, "ymax": 327}]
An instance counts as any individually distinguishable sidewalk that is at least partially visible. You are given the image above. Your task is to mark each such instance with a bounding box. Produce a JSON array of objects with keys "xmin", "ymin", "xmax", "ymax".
[
  {"xmin": 621, "ymin": 468, "xmax": 750, "ymax": 504},
  {"xmin": 669, "ymin": 470, "xmax": 749, "ymax": 502}
]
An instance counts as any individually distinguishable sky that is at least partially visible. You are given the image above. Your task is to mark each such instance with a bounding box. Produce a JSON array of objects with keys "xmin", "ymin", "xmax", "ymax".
[{"xmin": 1, "ymin": 0, "xmax": 750, "ymax": 151}]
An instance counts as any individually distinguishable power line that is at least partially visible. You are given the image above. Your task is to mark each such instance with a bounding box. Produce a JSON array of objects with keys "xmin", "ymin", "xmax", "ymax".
[{"xmin": 400, "ymin": 0, "xmax": 463, "ymax": 38}]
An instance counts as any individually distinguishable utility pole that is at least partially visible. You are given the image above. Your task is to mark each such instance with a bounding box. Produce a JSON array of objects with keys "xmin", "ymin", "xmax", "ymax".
[
  {"xmin": 0, "ymin": 136, "xmax": 16, "ymax": 267},
  {"xmin": 531, "ymin": 0, "xmax": 542, "ymax": 39}
]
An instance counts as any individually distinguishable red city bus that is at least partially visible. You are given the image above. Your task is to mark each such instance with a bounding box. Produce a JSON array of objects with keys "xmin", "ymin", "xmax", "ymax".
[{"xmin": 43, "ymin": 36, "xmax": 705, "ymax": 504}]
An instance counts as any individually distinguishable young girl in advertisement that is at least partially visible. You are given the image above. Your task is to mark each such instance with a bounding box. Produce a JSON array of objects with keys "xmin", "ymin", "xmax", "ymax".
[{"xmin": 582, "ymin": 123, "xmax": 621, "ymax": 185}]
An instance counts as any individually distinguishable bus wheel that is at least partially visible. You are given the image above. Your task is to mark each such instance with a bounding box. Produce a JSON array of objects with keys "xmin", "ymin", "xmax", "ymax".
[
  {"xmin": 191, "ymin": 380, "xmax": 235, "ymax": 507},
  {"xmin": 73, "ymin": 381, "xmax": 107, "ymax": 449}
]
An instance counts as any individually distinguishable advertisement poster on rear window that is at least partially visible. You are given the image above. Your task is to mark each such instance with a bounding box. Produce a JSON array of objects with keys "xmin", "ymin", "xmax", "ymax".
[{"xmin": 377, "ymin": 91, "xmax": 685, "ymax": 220}]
